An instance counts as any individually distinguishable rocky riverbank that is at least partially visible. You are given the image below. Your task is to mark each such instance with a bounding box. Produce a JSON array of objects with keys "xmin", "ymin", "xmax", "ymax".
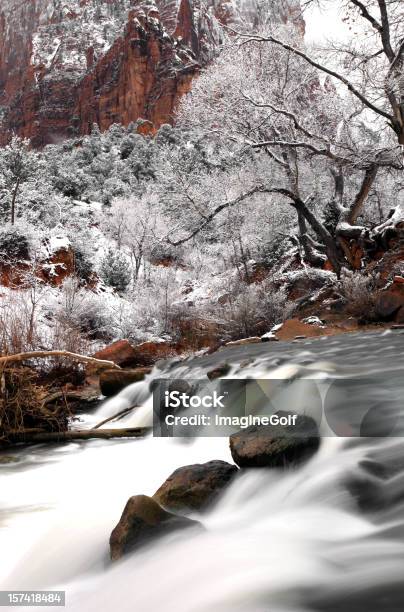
[{"xmin": 1, "ymin": 314, "xmax": 403, "ymax": 449}]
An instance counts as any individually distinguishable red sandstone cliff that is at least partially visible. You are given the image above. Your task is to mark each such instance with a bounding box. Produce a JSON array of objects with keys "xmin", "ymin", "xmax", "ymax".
[
  {"xmin": 0, "ymin": 0, "xmax": 304, "ymax": 147},
  {"xmin": 0, "ymin": 1, "xmax": 198, "ymax": 146}
]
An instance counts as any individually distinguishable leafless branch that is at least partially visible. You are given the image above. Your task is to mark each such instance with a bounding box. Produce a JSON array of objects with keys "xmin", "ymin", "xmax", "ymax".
[
  {"xmin": 232, "ymin": 31, "xmax": 394, "ymax": 123},
  {"xmin": 166, "ymin": 185, "xmax": 272, "ymax": 246}
]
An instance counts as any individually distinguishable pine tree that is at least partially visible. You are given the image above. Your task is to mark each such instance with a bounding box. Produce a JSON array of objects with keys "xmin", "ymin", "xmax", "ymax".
[{"xmin": 100, "ymin": 248, "xmax": 131, "ymax": 292}]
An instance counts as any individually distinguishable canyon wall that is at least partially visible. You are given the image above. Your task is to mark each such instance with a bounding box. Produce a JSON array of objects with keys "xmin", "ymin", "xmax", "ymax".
[{"xmin": 0, "ymin": 0, "xmax": 304, "ymax": 146}]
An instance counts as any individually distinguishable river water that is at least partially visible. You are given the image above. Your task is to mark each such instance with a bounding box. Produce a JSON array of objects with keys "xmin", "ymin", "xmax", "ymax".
[{"xmin": 1, "ymin": 330, "xmax": 404, "ymax": 612}]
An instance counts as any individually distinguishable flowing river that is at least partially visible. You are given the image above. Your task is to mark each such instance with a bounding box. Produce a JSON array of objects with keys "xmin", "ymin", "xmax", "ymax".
[{"xmin": 1, "ymin": 329, "xmax": 404, "ymax": 612}]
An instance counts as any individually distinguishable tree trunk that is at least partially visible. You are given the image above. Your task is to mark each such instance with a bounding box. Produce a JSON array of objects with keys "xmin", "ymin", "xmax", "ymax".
[
  {"xmin": 10, "ymin": 177, "xmax": 21, "ymax": 225},
  {"xmin": 332, "ymin": 168, "xmax": 344, "ymax": 205},
  {"xmin": 238, "ymin": 235, "xmax": 251, "ymax": 282},
  {"xmin": 292, "ymin": 198, "xmax": 342, "ymax": 275},
  {"xmin": 296, "ymin": 212, "xmax": 326, "ymax": 267},
  {"xmin": 347, "ymin": 165, "xmax": 378, "ymax": 224}
]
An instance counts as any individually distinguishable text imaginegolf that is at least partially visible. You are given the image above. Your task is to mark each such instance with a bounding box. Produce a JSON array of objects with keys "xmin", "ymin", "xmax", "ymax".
[{"xmin": 164, "ymin": 414, "xmax": 299, "ymax": 428}]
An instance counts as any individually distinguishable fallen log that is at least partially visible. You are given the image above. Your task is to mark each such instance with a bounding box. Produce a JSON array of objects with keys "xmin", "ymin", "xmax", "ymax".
[
  {"xmin": 0, "ymin": 350, "xmax": 121, "ymax": 370},
  {"xmin": 7, "ymin": 427, "xmax": 149, "ymax": 445},
  {"xmin": 6, "ymin": 428, "xmax": 47, "ymax": 436},
  {"xmin": 94, "ymin": 406, "xmax": 138, "ymax": 429}
]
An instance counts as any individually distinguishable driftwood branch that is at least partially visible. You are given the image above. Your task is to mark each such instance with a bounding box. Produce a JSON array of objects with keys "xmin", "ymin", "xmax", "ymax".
[
  {"xmin": 94, "ymin": 406, "xmax": 138, "ymax": 429},
  {"xmin": 0, "ymin": 351, "xmax": 121, "ymax": 370},
  {"xmin": 7, "ymin": 427, "xmax": 148, "ymax": 445}
]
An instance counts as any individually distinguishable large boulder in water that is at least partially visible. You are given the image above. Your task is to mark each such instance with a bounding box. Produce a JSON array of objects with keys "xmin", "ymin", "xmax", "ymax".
[
  {"xmin": 94, "ymin": 339, "xmax": 174, "ymax": 368},
  {"xmin": 110, "ymin": 495, "xmax": 201, "ymax": 561},
  {"xmin": 94, "ymin": 340, "xmax": 139, "ymax": 367},
  {"xmin": 229, "ymin": 414, "xmax": 320, "ymax": 468},
  {"xmin": 154, "ymin": 460, "xmax": 238, "ymax": 512},
  {"xmin": 130, "ymin": 340, "xmax": 174, "ymax": 366}
]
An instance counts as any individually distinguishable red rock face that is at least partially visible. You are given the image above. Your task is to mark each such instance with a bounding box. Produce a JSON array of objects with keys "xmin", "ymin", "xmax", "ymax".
[
  {"xmin": 0, "ymin": 0, "xmax": 304, "ymax": 147},
  {"xmin": 75, "ymin": 13, "xmax": 196, "ymax": 137},
  {"xmin": 0, "ymin": 2, "xmax": 39, "ymax": 106},
  {"xmin": 0, "ymin": 3, "xmax": 198, "ymax": 146},
  {"xmin": 174, "ymin": 0, "xmax": 199, "ymax": 54}
]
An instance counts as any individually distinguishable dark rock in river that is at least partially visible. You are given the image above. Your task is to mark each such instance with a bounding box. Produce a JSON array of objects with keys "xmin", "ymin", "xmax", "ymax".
[
  {"xmin": 394, "ymin": 305, "xmax": 404, "ymax": 323},
  {"xmin": 229, "ymin": 413, "xmax": 320, "ymax": 468},
  {"xmin": 100, "ymin": 368, "xmax": 151, "ymax": 397},
  {"xmin": 110, "ymin": 495, "xmax": 201, "ymax": 561},
  {"xmin": 154, "ymin": 460, "xmax": 238, "ymax": 512},
  {"xmin": 207, "ymin": 363, "xmax": 231, "ymax": 380}
]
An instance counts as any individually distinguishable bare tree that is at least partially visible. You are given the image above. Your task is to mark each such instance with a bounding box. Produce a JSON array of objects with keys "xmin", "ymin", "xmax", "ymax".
[
  {"xmin": 239, "ymin": 0, "xmax": 404, "ymax": 145},
  {"xmin": 106, "ymin": 193, "xmax": 165, "ymax": 283},
  {"xmin": 174, "ymin": 23, "xmax": 403, "ymax": 274}
]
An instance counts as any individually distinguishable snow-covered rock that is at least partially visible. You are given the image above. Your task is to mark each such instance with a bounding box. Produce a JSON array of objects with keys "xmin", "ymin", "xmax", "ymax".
[
  {"xmin": 261, "ymin": 331, "xmax": 280, "ymax": 342},
  {"xmin": 301, "ymin": 316, "xmax": 325, "ymax": 327}
]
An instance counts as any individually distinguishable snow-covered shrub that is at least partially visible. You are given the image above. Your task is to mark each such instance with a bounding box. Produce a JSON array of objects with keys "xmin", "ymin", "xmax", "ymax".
[
  {"xmin": 58, "ymin": 278, "xmax": 112, "ymax": 340},
  {"xmin": 0, "ymin": 136, "xmax": 38, "ymax": 223},
  {"xmin": 220, "ymin": 284, "xmax": 265, "ymax": 339},
  {"xmin": 256, "ymin": 281, "xmax": 294, "ymax": 326},
  {"xmin": 0, "ymin": 225, "xmax": 31, "ymax": 263},
  {"xmin": 105, "ymin": 300, "xmax": 141, "ymax": 342},
  {"xmin": 215, "ymin": 280, "xmax": 292, "ymax": 340},
  {"xmin": 48, "ymin": 320, "xmax": 92, "ymax": 358},
  {"xmin": 72, "ymin": 246, "xmax": 94, "ymax": 282},
  {"xmin": 119, "ymin": 135, "xmax": 136, "ymax": 160},
  {"xmin": 259, "ymin": 234, "xmax": 290, "ymax": 269},
  {"xmin": 99, "ymin": 249, "xmax": 131, "ymax": 293},
  {"xmin": 68, "ymin": 232, "xmax": 95, "ymax": 282},
  {"xmin": 103, "ymin": 123, "xmax": 126, "ymax": 146},
  {"xmin": 338, "ymin": 270, "xmax": 379, "ymax": 320},
  {"xmin": 127, "ymin": 135, "xmax": 156, "ymax": 182},
  {"xmin": 155, "ymin": 124, "xmax": 178, "ymax": 146},
  {"xmin": 99, "ymin": 177, "xmax": 130, "ymax": 205},
  {"xmin": 114, "ymin": 268, "xmax": 184, "ymax": 340},
  {"xmin": 0, "ymin": 290, "xmax": 39, "ymax": 353},
  {"xmin": 73, "ymin": 294, "xmax": 112, "ymax": 340},
  {"xmin": 51, "ymin": 167, "xmax": 89, "ymax": 199}
]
